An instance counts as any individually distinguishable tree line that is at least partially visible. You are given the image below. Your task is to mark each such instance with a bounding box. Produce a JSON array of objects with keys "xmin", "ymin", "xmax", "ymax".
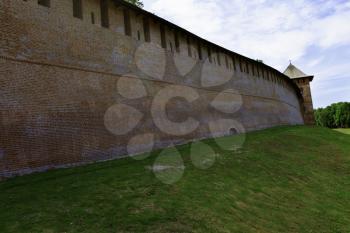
[{"xmin": 314, "ymin": 102, "xmax": 350, "ymax": 128}]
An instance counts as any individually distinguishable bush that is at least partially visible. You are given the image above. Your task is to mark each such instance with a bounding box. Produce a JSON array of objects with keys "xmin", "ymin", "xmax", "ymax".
[{"xmin": 314, "ymin": 102, "xmax": 350, "ymax": 128}]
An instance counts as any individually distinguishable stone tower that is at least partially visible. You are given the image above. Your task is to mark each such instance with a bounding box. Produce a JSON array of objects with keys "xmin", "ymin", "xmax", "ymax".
[{"xmin": 283, "ymin": 63, "xmax": 315, "ymax": 125}]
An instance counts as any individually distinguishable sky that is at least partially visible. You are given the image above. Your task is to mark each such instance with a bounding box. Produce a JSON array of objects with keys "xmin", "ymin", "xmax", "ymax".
[{"xmin": 142, "ymin": 0, "xmax": 350, "ymax": 108}]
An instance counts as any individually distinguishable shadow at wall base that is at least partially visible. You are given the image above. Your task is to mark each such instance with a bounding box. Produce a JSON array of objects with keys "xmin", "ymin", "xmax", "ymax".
[{"xmin": 0, "ymin": 123, "xmax": 305, "ymax": 181}]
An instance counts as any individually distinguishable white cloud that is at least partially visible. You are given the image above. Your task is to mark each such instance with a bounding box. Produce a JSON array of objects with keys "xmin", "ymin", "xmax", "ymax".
[{"xmin": 143, "ymin": 0, "xmax": 350, "ymax": 107}]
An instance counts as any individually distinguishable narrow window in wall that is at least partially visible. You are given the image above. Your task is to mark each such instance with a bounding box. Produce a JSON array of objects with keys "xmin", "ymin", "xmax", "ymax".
[
  {"xmin": 207, "ymin": 46, "xmax": 212, "ymax": 63},
  {"xmin": 160, "ymin": 25, "xmax": 167, "ymax": 49},
  {"xmin": 225, "ymin": 54, "xmax": 229, "ymax": 69},
  {"xmin": 232, "ymin": 56, "xmax": 236, "ymax": 71},
  {"xmin": 91, "ymin": 12, "xmax": 95, "ymax": 24},
  {"xmin": 169, "ymin": 41, "xmax": 173, "ymax": 53},
  {"xmin": 197, "ymin": 41, "xmax": 202, "ymax": 60},
  {"xmin": 174, "ymin": 31, "xmax": 180, "ymax": 53},
  {"xmin": 124, "ymin": 9, "xmax": 132, "ymax": 36},
  {"xmin": 143, "ymin": 17, "xmax": 150, "ymax": 42},
  {"xmin": 137, "ymin": 30, "xmax": 141, "ymax": 40},
  {"xmin": 100, "ymin": 0, "xmax": 109, "ymax": 28},
  {"xmin": 187, "ymin": 36, "xmax": 192, "ymax": 57},
  {"xmin": 217, "ymin": 50, "xmax": 221, "ymax": 66},
  {"xmin": 246, "ymin": 61, "xmax": 249, "ymax": 74},
  {"xmin": 252, "ymin": 64, "xmax": 255, "ymax": 76},
  {"xmin": 239, "ymin": 58, "xmax": 243, "ymax": 72},
  {"xmin": 38, "ymin": 0, "xmax": 50, "ymax": 7},
  {"xmin": 73, "ymin": 0, "xmax": 83, "ymax": 19}
]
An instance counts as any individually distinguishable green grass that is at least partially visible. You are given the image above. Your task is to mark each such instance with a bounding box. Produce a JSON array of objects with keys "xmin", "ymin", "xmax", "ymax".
[
  {"xmin": 334, "ymin": 128, "xmax": 350, "ymax": 135},
  {"xmin": 1, "ymin": 126, "xmax": 350, "ymax": 233}
]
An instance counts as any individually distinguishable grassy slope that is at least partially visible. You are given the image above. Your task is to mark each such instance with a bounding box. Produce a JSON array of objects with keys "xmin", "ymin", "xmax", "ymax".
[
  {"xmin": 0, "ymin": 126, "xmax": 350, "ymax": 233},
  {"xmin": 334, "ymin": 128, "xmax": 350, "ymax": 135}
]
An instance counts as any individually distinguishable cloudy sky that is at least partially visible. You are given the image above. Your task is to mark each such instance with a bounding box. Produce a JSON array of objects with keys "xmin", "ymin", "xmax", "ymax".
[{"xmin": 142, "ymin": 0, "xmax": 350, "ymax": 108}]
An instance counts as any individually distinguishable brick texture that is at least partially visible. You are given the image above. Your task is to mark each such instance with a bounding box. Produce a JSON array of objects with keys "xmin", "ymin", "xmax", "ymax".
[{"xmin": 0, "ymin": 0, "xmax": 306, "ymax": 178}]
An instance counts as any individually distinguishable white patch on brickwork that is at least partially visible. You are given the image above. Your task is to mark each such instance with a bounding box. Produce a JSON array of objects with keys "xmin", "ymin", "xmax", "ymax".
[
  {"xmin": 127, "ymin": 133, "xmax": 154, "ymax": 160},
  {"xmin": 117, "ymin": 75, "xmax": 147, "ymax": 99},
  {"xmin": 111, "ymin": 47, "xmax": 121, "ymax": 66},
  {"xmin": 104, "ymin": 104, "xmax": 143, "ymax": 136},
  {"xmin": 210, "ymin": 89, "xmax": 243, "ymax": 114},
  {"xmin": 173, "ymin": 53, "xmax": 197, "ymax": 76},
  {"xmin": 135, "ymin": 43, "xmax": 166, "ymax": 80}
]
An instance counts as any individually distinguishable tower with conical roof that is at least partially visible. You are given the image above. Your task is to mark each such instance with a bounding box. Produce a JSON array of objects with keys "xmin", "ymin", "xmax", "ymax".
[{"xmin": 283, "ymin": 63, "xmax": 315, "ymax": 125}]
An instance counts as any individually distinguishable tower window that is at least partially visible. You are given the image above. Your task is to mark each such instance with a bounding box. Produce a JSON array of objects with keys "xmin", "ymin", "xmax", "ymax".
[
  {"xmin": 38, "ymin": 0, "xmax": 50, "ymax": 7},
  {"xmin": 100, "ymin": 0, "xmax": 109, "ymax": 28},
  {"xmin": 143, "ymin": 17, "xmax": 150, "ymax": 42},
  {"xmin": 124, "ymin": 9, "xmax": 131, "ymax": 36},
  {"xmin": 73, "ymin": 0, "xmax": 83, "ymax": 19},
  {"xmin": 160, "ymin": 25, "xmax": 166, "ymax": 49}
]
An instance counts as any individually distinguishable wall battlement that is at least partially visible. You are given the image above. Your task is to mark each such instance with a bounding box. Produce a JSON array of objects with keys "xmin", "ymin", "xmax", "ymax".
[{"xmin": 0, "ymin": 0, "xmax": 307, "ymax": 178}]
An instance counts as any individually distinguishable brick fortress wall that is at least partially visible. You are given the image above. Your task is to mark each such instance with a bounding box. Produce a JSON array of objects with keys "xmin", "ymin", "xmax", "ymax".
[{"xmin": 0, "ymin": 0, "xmax": 305, "ymax": 178}]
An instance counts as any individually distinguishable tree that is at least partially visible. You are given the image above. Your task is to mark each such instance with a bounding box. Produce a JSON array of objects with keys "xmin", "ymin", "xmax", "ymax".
[
  {"xmin": 124, "ymin": 0, "xmax": 144, "ymax": 8},
  {"xmin": 314, "ymin": 102, "xmax": 350, "ymax": 128}
]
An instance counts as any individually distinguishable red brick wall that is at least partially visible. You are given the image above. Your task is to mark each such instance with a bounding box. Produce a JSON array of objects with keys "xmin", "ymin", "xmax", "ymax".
[{"xmin": 0, "ymin": 0, "xmax": 305, "ymax": 178}]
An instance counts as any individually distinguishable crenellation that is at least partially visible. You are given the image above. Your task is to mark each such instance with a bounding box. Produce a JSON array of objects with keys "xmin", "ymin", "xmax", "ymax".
[{"xmin": 7, "ymin": 0, "xmax": 298, "ymax": 86}]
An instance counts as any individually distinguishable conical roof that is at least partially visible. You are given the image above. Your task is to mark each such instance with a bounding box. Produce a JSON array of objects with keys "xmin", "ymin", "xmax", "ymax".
[{"xmin": 283, "ymin": 63, "xmax": 309, "ymax": 79}]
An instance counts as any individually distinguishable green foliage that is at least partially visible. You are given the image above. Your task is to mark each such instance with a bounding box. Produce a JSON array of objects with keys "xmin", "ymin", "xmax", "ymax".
[
  {"xmin": 1, "ymin": 126, "xmax": 350, "ymax": 232},
  {"xmin": 314, "ymin": 102, "xmax": 350, "ymax": 128},
  {"xmin": 124, "ymin": 0, "xmax": 144, "ymax": 8}
]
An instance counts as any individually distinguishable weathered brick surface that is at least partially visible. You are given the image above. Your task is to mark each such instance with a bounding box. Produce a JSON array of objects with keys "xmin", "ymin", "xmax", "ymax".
[
  {"xmin": 0, "ymin": 0, "xmax": 305, "ymax": 178},
  {"xmin": 293, "ymin": 78, "xmax": 315, "ymax": 125}
]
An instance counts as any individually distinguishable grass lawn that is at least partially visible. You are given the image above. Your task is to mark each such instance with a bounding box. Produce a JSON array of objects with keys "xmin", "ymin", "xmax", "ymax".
[
  {"xmin": 1, "ymin": 126, "xmax": 350, "ymax": 233},
  {"xmin": 334, "ymin": 128, "xmax": 350, "ymax": 135}
]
